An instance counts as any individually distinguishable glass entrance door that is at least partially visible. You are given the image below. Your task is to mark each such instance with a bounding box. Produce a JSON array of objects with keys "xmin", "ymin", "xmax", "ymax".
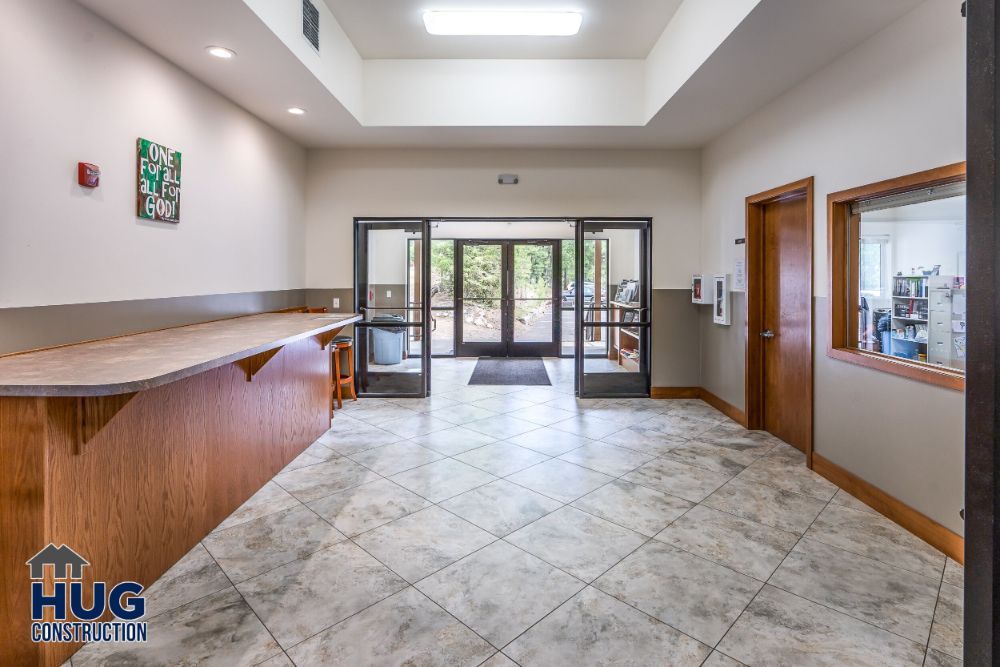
[
  {"xmin": 355, "ymin": 219, "xmax": 430, "ymax": 397},
  {"xmin": 575, "ymin": 220, "xmax": 652, "ymax": 397},
  {"xmin": 456, "ymin": 240, "xmax": 560, "ymax": 357}
]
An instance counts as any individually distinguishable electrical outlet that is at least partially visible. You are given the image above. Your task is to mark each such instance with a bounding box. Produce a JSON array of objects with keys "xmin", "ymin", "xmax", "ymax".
[
  {"xmin": 386, "ymin": 289, "xmax": 392, "ymax": 299},
  {"xmin": 333, "ymin": 298, "xmax": 340, "ymax": 309}
]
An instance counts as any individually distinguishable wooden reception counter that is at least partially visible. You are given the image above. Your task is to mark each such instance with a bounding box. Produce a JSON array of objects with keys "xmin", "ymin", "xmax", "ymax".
[{"xmin": 0, "ymin": 312, "xmax": 361, "ymax": 666}]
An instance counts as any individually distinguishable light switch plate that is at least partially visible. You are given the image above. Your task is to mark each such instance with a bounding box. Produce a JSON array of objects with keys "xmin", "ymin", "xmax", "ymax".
[
  {"xmin": 386, "ymin": 289, "xmax": 392, "ymax": 298},
  {"xmin": 333, "ymin": 298, "xmax": 340, "ymax": 309}
]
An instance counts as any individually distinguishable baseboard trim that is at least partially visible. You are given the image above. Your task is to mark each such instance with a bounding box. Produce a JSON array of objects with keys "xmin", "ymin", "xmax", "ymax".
[
  {"xmin": 812, "ymin": 452, "xmax": 964, "ymax": 564},
  {"xmin": 652, "ymin": 387, "xmax": 748, "ymax": 427},
  {"xmin": 650, "ymin": 387, "xmax": 700, "ymax": 399}
]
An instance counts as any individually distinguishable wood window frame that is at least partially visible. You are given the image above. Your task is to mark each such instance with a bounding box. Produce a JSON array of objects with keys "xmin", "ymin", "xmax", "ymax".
[{"xmin": 827, "ymin": 162, "xmax": 966, "ymax": 391}]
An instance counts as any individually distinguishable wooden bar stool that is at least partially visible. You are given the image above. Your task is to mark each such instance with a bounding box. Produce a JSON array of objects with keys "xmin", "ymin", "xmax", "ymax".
[{"xmin": 332, "ymin": 336, "xmax": 357, "ymax": 412}]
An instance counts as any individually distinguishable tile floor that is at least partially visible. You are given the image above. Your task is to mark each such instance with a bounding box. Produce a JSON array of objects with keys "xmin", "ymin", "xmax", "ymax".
[{"xmin": 72, "ymin": 358, "xmax": 964, "ymax": 666}]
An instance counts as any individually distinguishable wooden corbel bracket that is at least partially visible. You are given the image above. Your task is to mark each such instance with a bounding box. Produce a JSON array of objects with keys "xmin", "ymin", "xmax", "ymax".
[
  {"xmin": 316, "ymin": 327, "xmax": 346, "ymax": 351},
  {"xmin": 73, "ymin": 392, "xmax": 137, "ymax": 455},
  {"xmin": 235, "ymin": 346, "xmax": 283, "ymax": 382}
]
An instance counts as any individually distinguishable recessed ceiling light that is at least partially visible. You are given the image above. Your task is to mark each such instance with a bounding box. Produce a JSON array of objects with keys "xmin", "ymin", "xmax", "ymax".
[
  {"xmin": 287, "ymin": 107, "xmax": 307, "ymax": 115},
  {"xmin": 206, "ymin": 46, "xmax": 236, "ymax": 59},
  {"xmin": 422, "ymin": 10, "xmax": 582, "ymax": 36}
]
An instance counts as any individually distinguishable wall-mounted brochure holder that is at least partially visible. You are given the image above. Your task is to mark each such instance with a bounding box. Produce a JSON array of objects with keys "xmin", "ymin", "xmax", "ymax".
[{"xmin": 713, "ymin": 274, "xmax": 731, "ymax": 325}]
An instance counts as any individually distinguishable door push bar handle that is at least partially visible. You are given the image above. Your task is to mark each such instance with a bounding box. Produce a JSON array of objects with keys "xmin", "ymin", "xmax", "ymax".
[{"xmin": 760, "ymin": 330, "xmax": 776, "ymax": 339}]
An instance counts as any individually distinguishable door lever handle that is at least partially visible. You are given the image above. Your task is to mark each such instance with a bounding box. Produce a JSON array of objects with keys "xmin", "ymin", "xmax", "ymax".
[{"xmin": 760, "ymin": 330, "xmax": 775, "ymax": 339}]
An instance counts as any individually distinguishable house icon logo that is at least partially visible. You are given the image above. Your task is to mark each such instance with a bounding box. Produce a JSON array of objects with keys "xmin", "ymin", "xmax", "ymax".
[
  {"xmin": 26, "ymin": 544, "xmax": 90, "ymax": 581},
  {"xmin": 26, "ymin": 543, "xmax": 148, "ymax": 645}
]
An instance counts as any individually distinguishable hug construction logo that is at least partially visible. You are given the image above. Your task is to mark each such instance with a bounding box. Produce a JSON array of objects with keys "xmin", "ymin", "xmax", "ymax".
[{"xmin": 26, "ymin": 544, "xmax": 147, "ymax": 644}]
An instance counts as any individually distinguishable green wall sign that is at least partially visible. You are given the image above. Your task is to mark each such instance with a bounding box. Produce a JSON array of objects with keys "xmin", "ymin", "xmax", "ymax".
[{"xmin": 136, "ymin": 138, "xmax": 182, "ymax": 223}]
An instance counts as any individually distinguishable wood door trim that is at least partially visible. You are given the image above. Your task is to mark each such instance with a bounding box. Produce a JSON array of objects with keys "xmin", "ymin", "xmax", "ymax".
[
  {"xmin": 745, "ymin": 177, "xmax": 814, "ymax": 465},
  {"xmin": 826, "ymin": 162, "xmax": 967, "ymax": 391}
]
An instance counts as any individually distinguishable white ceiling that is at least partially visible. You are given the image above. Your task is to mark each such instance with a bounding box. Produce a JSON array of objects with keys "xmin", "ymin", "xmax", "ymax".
[
  {"xmin": 321, "ymin": 0, "xmax": 684, "ymax": 59},
  {"xmin": 76, "ymin": 0, "xmax": 924, "ymax": 149}
]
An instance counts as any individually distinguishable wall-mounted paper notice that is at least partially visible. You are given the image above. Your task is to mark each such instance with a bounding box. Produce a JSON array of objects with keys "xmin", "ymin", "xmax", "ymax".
[{"xmin": 734, "ymin": 257, "xmax": 746, "ymax": 292}]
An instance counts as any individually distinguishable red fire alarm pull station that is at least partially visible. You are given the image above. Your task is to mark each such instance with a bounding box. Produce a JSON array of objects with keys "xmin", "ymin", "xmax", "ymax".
[{"xmin": 78, "ymin": 162, "xmax": 100, "ymax": 188}]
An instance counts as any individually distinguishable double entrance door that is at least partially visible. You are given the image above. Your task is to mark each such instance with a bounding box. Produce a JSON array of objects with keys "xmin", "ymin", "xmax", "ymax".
[{"xmin": 456, "ymin": 240, "xmax": 560, "ymax": 357}]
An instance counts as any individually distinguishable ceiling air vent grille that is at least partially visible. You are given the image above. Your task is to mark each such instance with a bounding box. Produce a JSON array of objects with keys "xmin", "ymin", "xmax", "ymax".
[{"xmin": 302, "ymin": 0, "xmax": 320, "ymax": 51}]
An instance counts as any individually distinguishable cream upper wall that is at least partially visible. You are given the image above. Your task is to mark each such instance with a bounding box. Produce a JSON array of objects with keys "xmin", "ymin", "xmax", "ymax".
[
  {"xmin": 304, "ymin": 149, "xmax": 701, "ymax": 290},
  {"xmin": 700, "ymin": 0, "xmax": 965, "ymax": 296},
  {"xmin": 698, "ymin": 0, "xmax": 966, "ymax": 533},
  {"xmin": 0, "ymin": 0, "xmax": 307, "ymax": 308}
]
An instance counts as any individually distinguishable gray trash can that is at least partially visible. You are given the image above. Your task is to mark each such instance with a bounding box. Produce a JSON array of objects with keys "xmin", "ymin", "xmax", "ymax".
[{"xmin": 372, "ymin": 314, "xmax": 405, "ymax": 365}]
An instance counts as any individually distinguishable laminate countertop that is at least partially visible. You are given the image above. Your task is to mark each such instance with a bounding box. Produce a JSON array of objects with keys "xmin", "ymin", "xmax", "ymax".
[{"xmin": 0, "ymin": 313, "xmax": 361, "ymax": 397}]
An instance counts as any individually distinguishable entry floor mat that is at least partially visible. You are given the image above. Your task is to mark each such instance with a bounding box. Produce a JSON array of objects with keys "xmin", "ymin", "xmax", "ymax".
[{"xmin": 468, "ymin": 357, "xmax": 552, "ymax": 386}]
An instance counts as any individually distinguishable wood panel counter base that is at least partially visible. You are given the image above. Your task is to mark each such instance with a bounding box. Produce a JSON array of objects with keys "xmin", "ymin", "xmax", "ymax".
[{"xmin": 0, "ymin": 334, "xmax": 333, "ymax": 666}]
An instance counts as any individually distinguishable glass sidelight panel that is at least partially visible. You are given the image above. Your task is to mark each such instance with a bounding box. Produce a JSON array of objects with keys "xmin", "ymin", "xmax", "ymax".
[
  {"xmin": 511, "ymin": 242, "xmax": 559, "ymax": 354},
  {"xmin": 559, "ymin": 239, "xmax": 609, "ymax": 357},
  {"xmin": 457, "ymin": 242, "xmax": 505, "ymax": 354},
  {"xmin": 355, "ymin": 220, "xmax": 430, "ymax": 397},
  {"xmin": 576, "ymin": 220, "xmax": 651, "ymax": 397},
  {"xmin": 429, "ymin": 239, "xmax": 456, "ymax": 356}
]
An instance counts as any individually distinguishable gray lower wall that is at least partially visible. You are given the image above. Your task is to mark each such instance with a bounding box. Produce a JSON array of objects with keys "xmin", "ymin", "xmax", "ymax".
[
  {"xmin": 699, "ymin": 291, "xmax": 747, "ymax": 408},
  {"xmin": 812, "ymin": 298, "xmax": 964, "ymax": 534},
  {"xmin": 0, "ymin": 290, "xmax": 308, "ymax": 356},
  {"xmin": 651, "ymin": 289, "xmax": 702, "ymax": 387},
  {"xmin": 698, "ymin": 292, "xmax": 964, "ymax": 534}
]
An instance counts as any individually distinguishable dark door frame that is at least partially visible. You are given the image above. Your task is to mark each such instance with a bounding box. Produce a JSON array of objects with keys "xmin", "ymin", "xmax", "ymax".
[
  {"xmin": 454, "ymin": 239, "xmax": 561, "ymax": 358},
  {"xmin": 744, "ymin": 177, "xmax": 815, "ymax": 466},
  {"xmin": 576, "ymin": 218, "xmax": 653, "ymax": 398},
  {"xmin": 965, "ymin": 1, "xmax": 997, "ymax": 663},
  {"xmin": 353, "ymin": 218, "xmax": 432, "ymax": 398}
]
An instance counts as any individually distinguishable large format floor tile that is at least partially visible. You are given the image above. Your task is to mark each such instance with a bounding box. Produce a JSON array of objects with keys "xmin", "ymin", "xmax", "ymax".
[
  {"xmin": 354, "ymin": 506, "xmax": 496, "ymax": 582},
  {"xmin": 140, "ymin": 543, "xmax": 232, "ymax": 620},
  {"xmin": 594, "ymin": 541, "xmax": 763, "ymax": 646},
  {"xmin": 440, "ymin": 479, "xmax": 562, "ymax": 537},
  {"xmin": 213, "ymin": 481, "xmax": 302, "ymax": 533},
  {"xmin": 736, "ymin": 448, "xmax": 839, "ymax": 501},
  {"xmin": 74, "ymin": 587, "xmax": 282, "ymax": 667},
  {"xmin": 506, "ymin": 459, "xmax": 613, "ymax": 503},
  {"xmin": 505, "ymin": 587, "xmax": 711, "ymax": 666},
  {"xmin": 768, "ymin": 538, "xmax": 940, "ymax": 643},
  {"xmin": 464, "ymin": 414, "xmax": 543, "ymax": 439},
  {"xmin": 415, "ymin": 540, "xmax": 585, "ymax": 648},
  {"xmin": 623, "ymin": 457, "xmax": 731, "ymax": 503},
  {"xmin": 929, "ymin": 582, "xmax": 963, "ymax": 660},
  {"xmin": 804, "ymin": 503, "xmax": 946, "ymax": 579},
  {"xmin": 409, "ymin": 425, "xmax": 498, "ymax": 456},
  {"xmin": 506, "ymin": 506, "xmax": 647, "ymax": 582},
  {"xmin": 549, "ymin": 413, "xmax": 627, "ymax": 440},
  {"xmin": 287, "ymin": 587, "xmax": 494, "ymax": 666},
  {"xmin": 659, "ymin": 439, "xmax": 759, "ymax": 476},
  {"xmin": 273, "ymin": 457, "xmax": 381, "ymax": 503},
  {"xmin": 654, "ymin": 504, "xmax": 798, "ymax": 581},
  {"xmin": 455, "ymin": 441, "xmax": 551, "ymax": 476},
  {"xmin": 86, "ymin": 360, "xmax": 961, "ymax": 665},
  {"xmin": 390, "ymin": 458, "xmax": 497, "ymax": 503},
  {"xmin": 507, "ymin": 427, "xmax": 594, "ymax": 456},
  {"xmin": 572, "ymin": 479, "xmax": 692, "ymax": 537},
  {"xmin": 702, "ymin": 477, "xmax": 827, "ymax": 534},
  {"xmin": 236, "ymin": 542, "xmax": 407, "ymax": 649},
  {"xmin": 348, "ymin": 440, "xmax": 444, "ymax": 476},
  {"xmin": 203, "ymin": 505, "xmax": 346, "ymax": 582},
  {"xmin": 557, "ymin": 441, "xmax": 653, "ymax": 476},
  {"xmin": 600, "ymin": 425, "xmax": 689, "ymax": 457},
  {"xmin": 307, "ymin": 478, "xmax": 431, "ymax": 537},
  {"xmin": 717, "ymin": 585, "xmax": 926, "ymax": 666}
]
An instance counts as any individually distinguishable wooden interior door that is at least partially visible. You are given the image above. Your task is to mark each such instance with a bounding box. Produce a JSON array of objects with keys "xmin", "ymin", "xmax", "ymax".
[{"xmin": 760, "ymin": 194, "xmax": 812, "ymax": 452}]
